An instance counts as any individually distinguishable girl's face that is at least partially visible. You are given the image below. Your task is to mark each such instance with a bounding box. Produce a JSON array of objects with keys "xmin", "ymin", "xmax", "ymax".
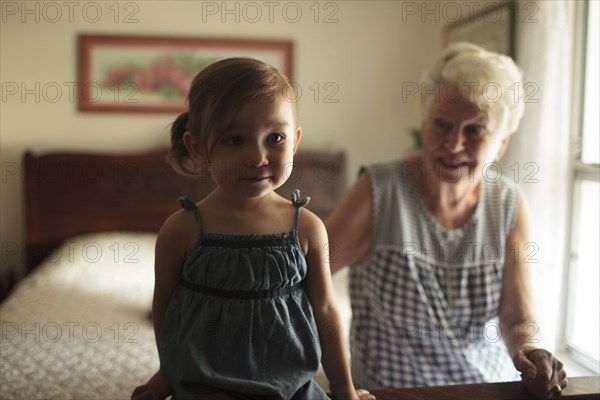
[
  {"xmin": 419, "ymin": 89, "xmax": 510, "ymax": 185},
  {"xmin": 201, "ymin": 94, "xmax": 301, "ymax": 199}
]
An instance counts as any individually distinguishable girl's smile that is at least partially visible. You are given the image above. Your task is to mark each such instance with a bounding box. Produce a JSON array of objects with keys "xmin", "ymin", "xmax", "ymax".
[{"xmin": 240, "ymin": 175, "xmax": 272, "ymax": 185}]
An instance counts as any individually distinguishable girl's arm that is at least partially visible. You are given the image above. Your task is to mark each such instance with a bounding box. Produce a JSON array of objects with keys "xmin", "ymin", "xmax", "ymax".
[
  {"xmin": 152, "ymin": 212, "xmax": 189, "ymax": 344},
  {"xmin": 499, "ymin": 198, "xmax": 567, "ymax": 399},
  {"xmin": 131, "ymin": 211, "xmax": 192, "ymax": 400},
  {"xmin": 301, "ymin": 211, "xmax": 374, "ymax": 400},
  {"xmin": 325, "ymin": 172, "xmax": 373, "ymax": 275}
]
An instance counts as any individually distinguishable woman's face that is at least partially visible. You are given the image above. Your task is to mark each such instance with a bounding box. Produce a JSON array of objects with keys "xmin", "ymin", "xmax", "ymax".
[{"xmin": 420, "ymin": 88, "xmax": 510, "ymax": 185}]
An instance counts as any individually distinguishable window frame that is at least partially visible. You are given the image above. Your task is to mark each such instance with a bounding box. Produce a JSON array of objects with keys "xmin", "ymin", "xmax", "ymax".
[{"xmin": 560, "ymin": 0, "xmax": 600, "ymax": 373}]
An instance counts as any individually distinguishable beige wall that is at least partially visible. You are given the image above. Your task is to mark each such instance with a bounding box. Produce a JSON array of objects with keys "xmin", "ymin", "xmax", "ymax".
[{"xmin": 1, "ymin": 1, "xmax": 451, "ymax": 273}]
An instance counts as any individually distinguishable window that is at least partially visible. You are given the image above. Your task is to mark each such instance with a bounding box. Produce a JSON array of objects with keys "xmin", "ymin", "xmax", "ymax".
[{"xmin": 563, "ymin": 0, "xmax": 600, "ymax": 372}]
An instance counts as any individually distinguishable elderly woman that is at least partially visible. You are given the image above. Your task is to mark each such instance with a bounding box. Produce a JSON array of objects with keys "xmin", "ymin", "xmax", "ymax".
[{"xmin": 326, "ymin": 42, "xmax": 567, "ymax": 399}]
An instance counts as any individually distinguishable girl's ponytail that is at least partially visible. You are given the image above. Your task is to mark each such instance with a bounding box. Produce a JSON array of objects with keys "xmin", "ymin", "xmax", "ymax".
[{"xmin": 167, "ymin": 111, "xmax": 198, "ymax": 176}]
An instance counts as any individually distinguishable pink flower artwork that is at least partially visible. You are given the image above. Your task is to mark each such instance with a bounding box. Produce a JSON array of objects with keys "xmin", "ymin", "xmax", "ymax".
[
  {"xmin": 78, "ymin": 35, "xmax": 292, "ymax": 112},
  {"xmin": 101, "ymin": 55, "xmax": 202, "ymax": 102}
]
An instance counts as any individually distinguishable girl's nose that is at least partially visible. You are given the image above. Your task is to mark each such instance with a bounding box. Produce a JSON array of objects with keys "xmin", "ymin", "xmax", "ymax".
[{"xmin": 245, "ymin": 144, "xmax": 269, "ymax": 167}]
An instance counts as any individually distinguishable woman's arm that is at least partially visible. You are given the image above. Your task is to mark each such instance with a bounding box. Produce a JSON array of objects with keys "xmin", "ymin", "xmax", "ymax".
[
  {"xmin": 499, "ymin": 197, "xmax": 536, "ymax": 357},
  {"xmin": 301, "ymin": 211, "xmax": 373, "ymax": 400},
  {"xmin": 499, "ymin": 198, "xmax": 567, "ymax": 399},
  {"xmin": 325, "ymin": 172, "xmax": 373, "ymax": 274}
]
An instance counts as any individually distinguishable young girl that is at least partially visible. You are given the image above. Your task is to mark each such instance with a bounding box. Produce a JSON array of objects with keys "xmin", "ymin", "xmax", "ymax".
[{"xmin": 131, "ymin": 58, "xmax": 373, "ymax": 400}]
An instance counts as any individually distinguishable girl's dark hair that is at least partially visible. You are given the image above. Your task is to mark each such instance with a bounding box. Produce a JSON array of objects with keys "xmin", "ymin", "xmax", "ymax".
[{"xmin": 168, "ymin": 57, "xmax": 294, "ymax": 176}]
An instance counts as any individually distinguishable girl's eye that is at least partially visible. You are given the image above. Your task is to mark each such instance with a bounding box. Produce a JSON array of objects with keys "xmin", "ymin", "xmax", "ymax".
[
  {"xmin": 223, "ymin": 136, "xmax": 243, "ymax": 146},
  {"xmin": 267, "ymin": 133, "xmax": 284, "ymax": 143}
]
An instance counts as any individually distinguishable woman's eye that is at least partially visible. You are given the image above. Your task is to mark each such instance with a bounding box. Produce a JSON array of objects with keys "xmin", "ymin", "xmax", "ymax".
[
  {"xmin": 267, "ymin": 133, "xmax": 284, "ymax": 143},
  {"xmin": 434, "ymin": 118, "xmax": 451, "ymax": 132},
  {"xmin": 465, "ymin": 126, "xmax": 486, "ymax": 137}
]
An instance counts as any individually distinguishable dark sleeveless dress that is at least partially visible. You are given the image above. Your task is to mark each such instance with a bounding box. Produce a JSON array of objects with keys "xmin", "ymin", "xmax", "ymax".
[{"xmin": 159, "ymin": 191, "xmax": 329, "ymax": 399}]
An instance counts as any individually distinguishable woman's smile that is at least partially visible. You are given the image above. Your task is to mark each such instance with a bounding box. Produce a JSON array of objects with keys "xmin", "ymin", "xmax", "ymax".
[{"xmin": 437, "ymin": 157, "xmax": 475, "ymax": 168}]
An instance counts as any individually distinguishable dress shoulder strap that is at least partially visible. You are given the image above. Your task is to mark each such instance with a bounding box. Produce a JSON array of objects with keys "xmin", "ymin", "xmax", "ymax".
[
  {"xmin": 177, "ymin": 197, "xmax": 203, "ymax": 235},
  {"xmin": 290, "ymin": 189, "xmax": 310, "ymax": 236}
]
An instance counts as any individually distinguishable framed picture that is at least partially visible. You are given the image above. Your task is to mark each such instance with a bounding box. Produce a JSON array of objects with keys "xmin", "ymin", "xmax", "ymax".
[
  {"xmin": 443, "ymin": 2, "xmax": 515, "ymax": 57},
  {"xmin": 78, "ymin": 35, "xmax": 293, "ymax": 112}
]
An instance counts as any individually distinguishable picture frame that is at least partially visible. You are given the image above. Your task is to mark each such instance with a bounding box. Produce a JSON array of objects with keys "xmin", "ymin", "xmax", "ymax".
[
  {"xmin": 443, "ymin": 1, "xmax": 515, "ymax": 57},
  {"xmin": 78, "ymin": 35, "xmax": 293, "ymax": 113}
]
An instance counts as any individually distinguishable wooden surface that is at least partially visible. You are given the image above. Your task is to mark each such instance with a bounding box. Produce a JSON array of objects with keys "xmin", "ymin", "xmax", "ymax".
[
  {"xmin": 23, "ymin": 148, "xmax": 346, "ymax": 272},
  {"xmin": 368, "ymin": 376, "xmax": 599, "ymax": 400}
]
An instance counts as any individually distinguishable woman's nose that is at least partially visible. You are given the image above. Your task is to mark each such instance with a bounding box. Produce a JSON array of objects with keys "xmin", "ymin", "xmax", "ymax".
[{"xmin": 445, "ymin": 128, "xmax": 465, "ymax": 153}]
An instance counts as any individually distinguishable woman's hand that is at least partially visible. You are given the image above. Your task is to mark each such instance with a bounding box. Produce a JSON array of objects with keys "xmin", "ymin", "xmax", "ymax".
[
  {"xmin": 513, "ymin": 347, "xmax": 568, "ymax": 399},
  {"xmin": 131, "ymin": 370, "xmax": 174, "ymax": 400}
]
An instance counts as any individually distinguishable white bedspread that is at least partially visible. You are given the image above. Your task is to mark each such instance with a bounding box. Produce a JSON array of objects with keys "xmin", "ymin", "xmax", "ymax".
[
  {"xmin": 0, "ymin": 232, "xmax": 159, "ymax": 399},
  {"xmin": 0, "ymin": 232, "xmax": 352, "ymax": 399}
]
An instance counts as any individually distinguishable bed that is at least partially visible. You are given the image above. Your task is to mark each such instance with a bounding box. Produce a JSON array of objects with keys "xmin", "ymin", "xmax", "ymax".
[{"xmin": 0, "ymin": 148, "xmax": 351, "ymax": 399}]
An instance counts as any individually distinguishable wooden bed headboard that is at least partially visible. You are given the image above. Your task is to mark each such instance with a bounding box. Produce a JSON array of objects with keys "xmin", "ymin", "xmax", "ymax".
[{"xmin": 23, "ymin": 148, "xmax": 346, "ymax": 272}]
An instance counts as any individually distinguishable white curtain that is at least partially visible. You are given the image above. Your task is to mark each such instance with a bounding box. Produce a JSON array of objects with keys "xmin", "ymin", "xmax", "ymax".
[{"xmin": 499, "ymin": 0, "xmax": 576, "ymax": 350}]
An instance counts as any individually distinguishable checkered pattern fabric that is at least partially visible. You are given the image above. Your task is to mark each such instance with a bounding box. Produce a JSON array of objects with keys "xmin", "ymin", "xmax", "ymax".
[{"xmin": 349, "ymin": 160, "xmax": 522, "ymax": 389}]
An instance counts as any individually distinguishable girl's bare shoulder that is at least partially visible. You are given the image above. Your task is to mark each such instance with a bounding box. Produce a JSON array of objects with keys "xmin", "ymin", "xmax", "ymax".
[
  {"xmin": 157, "ymin": 204, "xmax": 200, "ymax": 255},
  {"xmin": 297, "ymin": 206, "xmax": 328, "ymax": 253}
]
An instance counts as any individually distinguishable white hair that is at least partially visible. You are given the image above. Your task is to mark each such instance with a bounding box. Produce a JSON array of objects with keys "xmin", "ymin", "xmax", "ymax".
[{"xmin": 419, "ymin": 42, "xmax": 525, "ymax": 136}]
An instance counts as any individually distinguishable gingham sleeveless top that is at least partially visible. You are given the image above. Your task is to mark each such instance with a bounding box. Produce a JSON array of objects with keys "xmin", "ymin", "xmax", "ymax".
[{"xmin": 349, "ymin": 159, "xmax": 521, "ymax": 389}]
